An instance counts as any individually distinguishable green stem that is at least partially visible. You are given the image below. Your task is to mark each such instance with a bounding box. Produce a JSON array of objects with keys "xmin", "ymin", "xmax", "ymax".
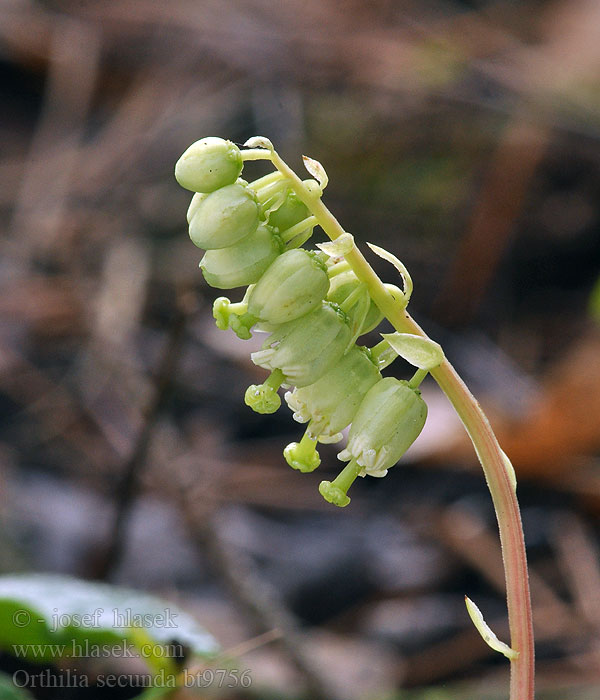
[
  {"xmin": 327, "ymin": 260, "xmax": 351, "ymax": 277},
  {"xmin": 264, "ymin": 148, "xmax": 535, "ymax": 700},
  {"xmin": 241, "ymin": 149, "xmax": 273, "ymax": 161},
  {"xmin": 281, "ymin": 215, "xmax": 318, "ymax": 244},
  {"xmin": 369, "ymin": 339, "xmax": 396, "ymax": 370},
  {"xmin": 265, "ymin": 368, "xmax": 285, "ymax": 391},
  {"xmin": 298, "ymin": 429, "xmax": 318, "ymax": 452},
  {"xmin": 339, "ymin": 283, "xmax": 366, "ymax": 314},
  {"xmin": 408, "ymin": 368, "xmax": 428, "ymax": 389},
  {"xmin": 331, "ymin": 459, "xmax": 361, "ymax": 493},
  {"xmin": 248, "ymin": 170, "xmax": 285, "ymax": 191},
  {"xmin": 257, "ymin": 179, "xmax": 289, "ymax": 205}
]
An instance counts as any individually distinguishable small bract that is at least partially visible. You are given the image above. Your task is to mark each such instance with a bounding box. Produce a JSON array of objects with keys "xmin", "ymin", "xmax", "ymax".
[
  {"xmin": 189, "ymin": 183, "xmax": 259, "ymax": 249},
  {"xmin": 175, "ymin": 137, "xmax": 243, "ymax": 193}
]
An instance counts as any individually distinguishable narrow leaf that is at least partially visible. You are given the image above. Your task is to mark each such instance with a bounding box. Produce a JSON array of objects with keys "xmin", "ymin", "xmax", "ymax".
[{"xmin": 465, "ymin": 596, "xmax": 519, "ymax": 660}]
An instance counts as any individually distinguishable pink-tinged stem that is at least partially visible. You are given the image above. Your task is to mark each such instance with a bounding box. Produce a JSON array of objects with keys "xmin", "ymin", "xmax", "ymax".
[{"xmin": 262, "ymin": 145, "xmax": 535, "ymax": 699}]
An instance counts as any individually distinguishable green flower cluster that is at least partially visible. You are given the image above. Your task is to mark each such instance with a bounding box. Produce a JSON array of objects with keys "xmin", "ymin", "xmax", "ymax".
[{"xmin": 175, "ymin": 137, "xmax": 432, "ymax": 506}]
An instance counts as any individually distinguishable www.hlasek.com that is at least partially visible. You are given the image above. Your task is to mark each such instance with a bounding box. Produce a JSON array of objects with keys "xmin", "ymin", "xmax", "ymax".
[
  {"xmin": 12, "ymin": 668, "xmax": 252, "ymax": 689},
  {"xmin": 12, "ymin": 639, "xmax": 183, "ymax": 660}
]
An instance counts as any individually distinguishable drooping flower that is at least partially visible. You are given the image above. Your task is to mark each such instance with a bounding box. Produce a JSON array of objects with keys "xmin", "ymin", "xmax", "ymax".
[
  {"xmin": 284, "ymin": 344, "xmax": 381, "ymax": 443},
  {"xmin": 251, "ymin": 301, "xmax": 351, "ymax": 388},
  {"xmin": 213, "ymin": 248, "xmax": 330, "ymax": 339},
  {"xmin": 319, "ymin": 377, "xmax": 427, "ymax": 506},
  {"xmin": 244, "ymin": 301, "xmax": 352, "ymax": 415}
]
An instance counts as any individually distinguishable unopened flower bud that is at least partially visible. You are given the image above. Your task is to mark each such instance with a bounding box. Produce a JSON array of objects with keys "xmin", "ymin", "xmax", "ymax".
[
  {"xmin": 200, "ymin": 224, "xmax": 283, "ymax": 289},
  {"xmin": 187, "ymin": 178, "xmax": 248, "ymax": 224},
  {"xmin": 284, "ymin": 345, "xmax": 381, "ymax": 443},
  {"xmin": 187, "ymin": 192, "xmax": 208, "ymax": 224},
  {"xmin": 251, "ymin": 301, "xmax": 351, "ymax": 388},
  {"xmin": 247, "ymin": 248, "xmax": 329, "ymax": 325},
  {"xmin": 175, "ymin": 137, "xmax": 243, "ymax": 193},
  {"xmin": 189, "ymin": 183, "xmax": 260, "ymax": 249}
]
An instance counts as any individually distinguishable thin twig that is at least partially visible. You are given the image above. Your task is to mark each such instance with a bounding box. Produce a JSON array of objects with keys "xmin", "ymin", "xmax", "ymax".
[{"xmin": 94, "ymin": 290, "xmax": 194, "ymax": 580}]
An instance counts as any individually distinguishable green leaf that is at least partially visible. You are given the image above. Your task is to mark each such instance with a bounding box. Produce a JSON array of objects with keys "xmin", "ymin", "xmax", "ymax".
[{"xmin": 0, "ymin": 574, "xmax": 218, "ymax": 671}]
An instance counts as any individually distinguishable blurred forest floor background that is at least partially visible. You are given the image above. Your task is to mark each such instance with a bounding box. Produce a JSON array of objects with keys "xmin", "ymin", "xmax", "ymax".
[{"xmin": 1, "ymin": 0, "xmax": 600, "ymax": 698}]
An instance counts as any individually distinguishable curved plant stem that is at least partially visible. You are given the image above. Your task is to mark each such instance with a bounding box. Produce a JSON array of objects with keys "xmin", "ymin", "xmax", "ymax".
[{"xmin": 262, "ymin": 147, "xmax": 535, "ymax": 700}]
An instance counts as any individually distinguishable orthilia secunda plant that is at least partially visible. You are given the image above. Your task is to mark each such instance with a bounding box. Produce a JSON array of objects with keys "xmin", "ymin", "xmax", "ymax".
[{"xmin": 175, "ymin": 136, "xmax": 534, "ymax": 699}]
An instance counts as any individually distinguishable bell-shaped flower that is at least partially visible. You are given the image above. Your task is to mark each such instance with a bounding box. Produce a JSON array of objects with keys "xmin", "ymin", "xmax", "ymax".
[
  {"xmin": 282, "ymin": 345, "xmax": 381, "ymax": 473},
  {"xmin": 213, "ymin": 248, "xmax": 330, "ymax": 340},
  {"xmin": 189, "ymin": 183, "xmax": 259, "ymax": 249},
  {"xmin": 284, "ymin": 344, "xmax": 381, "ymax": 444},
  {"xmin": 200, "ymin": 223, "xmax": 283, "ymax": 289},
  {"xmin": 251, "ymin": 301, "xmax": 351, "ymax": 389},
  {"xmin": 175, "ymin": 137, "xmax": 243, "ymax": 193},
  {"xmin": 319, "ymin": 377, "xmax": 427, "ymax": 506},
  {"xmin": 247, "ymin": 248, "xmax": 329, "ymax": 325}
]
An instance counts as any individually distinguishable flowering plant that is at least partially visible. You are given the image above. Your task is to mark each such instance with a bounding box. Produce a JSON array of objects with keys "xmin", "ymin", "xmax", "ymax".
[{"xmin": 175, "ymin": 136, "xmax": 534, "ymax": 699}]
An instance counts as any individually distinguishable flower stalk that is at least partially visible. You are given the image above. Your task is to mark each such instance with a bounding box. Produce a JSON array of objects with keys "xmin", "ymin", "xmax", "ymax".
[
  {"xmin": 175, "ymin": 136, "xmax": 534, "ymax": 699},
  {"xmin": 244, "ymin": 139, "xmax": 534, "ymax": 700}
]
